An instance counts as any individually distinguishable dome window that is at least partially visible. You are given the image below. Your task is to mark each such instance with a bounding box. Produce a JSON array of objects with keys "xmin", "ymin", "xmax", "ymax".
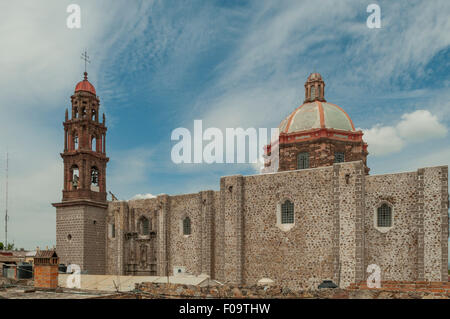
[
  {"xmin": 334, "ymin": 152, "xmax": 345, "ymax": 163},
  {"xmin": 297, "ymin": 152, "xmax": 309, "ymax": 169}
]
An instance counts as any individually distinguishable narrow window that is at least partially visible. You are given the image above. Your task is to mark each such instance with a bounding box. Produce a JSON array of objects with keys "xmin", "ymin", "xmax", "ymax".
[
  {"xmin": 310, "ymin": 86, "xmax": 316, "ymax": 100},
  {"xmin": 91, "ymin": 167, "xmax": 99, "ymax": 191},
  {"xmin": 334, "ymin": 152, "xmax": 345, "ymax": 163},
  {"xmin": 377, "ymin": 204, "xmax": 392, "ymax": 227},
  {"xmin": 71, "ymin": 165, "xmax": 79, "ymax": 190},
  {"xmin": 91, "ymin": 136, "xmax": 97, "ymax": 151},
  {"xmin": 281, "ymin": 200, "xmax": 294, "ymax": 224},
  {"xmin": 297, "ymin": 152, "xmax": 309, "ymax": 169},
  {"xmin": 73, "ymin": 133, "xmax": 79, "ymax": 150},
  {"xmin": 140, "ymin": 217, "xmax": 149, "ymax": 235},
  {"xmin": 91, "ymin": 109, "xmax": 96, "ymax": 121},
  {"xmin": 183, "ymin": 217, "xmax": 191, "ymax": 235},
  {"xmin": 110, "ymin": 223, "xmax": 115, "ymax": 238}
]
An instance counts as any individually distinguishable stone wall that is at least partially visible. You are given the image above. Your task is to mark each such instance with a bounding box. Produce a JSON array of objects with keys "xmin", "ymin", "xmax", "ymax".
[
  {"xmin": 364, "ymin": 166, "xmax": 448, "ymax": 282},
  {"xmin": 365, "ymin": 172, "xmax": 419, "ymax": 281},
  {"xmin": 238, "ymin": 167, "xmax": 335, "ymax": 290},
  {"xmin": 103, "ymin": 161, "xmax": 448, "ymax": 291},
  {"xmin": 56, "ymin": 202, "xmax": 107, "ymax": 274},
  {"xmin": 134, "ymin": 282, "xmax": 450, "ymax": 299}
]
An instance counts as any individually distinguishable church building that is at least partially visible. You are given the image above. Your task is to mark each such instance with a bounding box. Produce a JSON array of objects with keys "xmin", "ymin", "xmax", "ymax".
[{"xmin": 53, "ymin": 72, "xmax": 448, "ymax": 289}]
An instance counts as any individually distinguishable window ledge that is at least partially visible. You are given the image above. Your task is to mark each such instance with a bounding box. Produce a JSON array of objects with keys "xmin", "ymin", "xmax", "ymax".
[
  {"xmin": 374, "ymin": 226, "xmax": 393, "ymax": 233},
  {"xmin": 276, "ymin": 223, "xmax": 295, "ymax": 232}
]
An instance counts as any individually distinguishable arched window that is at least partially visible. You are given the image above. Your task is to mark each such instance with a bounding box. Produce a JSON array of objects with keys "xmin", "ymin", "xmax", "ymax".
[
  {"xmin": 297, "ymin": 152, "xmax": 309, "ymax": 169},
  {"xmin": 310, "ymin": 86, "xmax": 316, "ymax": 100},
  {"xmin": 139, "ymin": 216, "xmax": 150, "ymax": 235},
  {"xmin": 377, "ymin": 203, "xmax": 392, "ymax": 227},
  {"xmin": 281, "ymin": 200, "xmax": 294, "ymax": 224},
  {"xmin": 73, "ymin": 132, "xmax": 79, "ymax": 150},
  {"xmin": 183, "ymin": 217, "xmax": 191, "ymax": 235},
  {"xmin": 91, "ymin": 136, "xmax": 97, "ymax": 151},
  {"xmin": 91, "ymin": 109, "xmax": 96, "ymax": 121},
  {"xmin": 81, "ymin": 107, "xmax": 87, "ymax": 118},
  {"xmin": 74, "ymin": 107, "xmax": 79, "ymax": 119},
  {"xmin": 71, "ymin": 165, "xmax": 79, "ymax": 190},
  {"xmin": 91, "ymin": 167, "xmax": 99, "ymax": 191}
]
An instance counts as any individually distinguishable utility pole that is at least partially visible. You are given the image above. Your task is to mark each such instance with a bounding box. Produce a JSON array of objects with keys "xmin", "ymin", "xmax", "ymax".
[{"xmin": 4, "ymin": 152, "xmax": 8, "ymax": 250}]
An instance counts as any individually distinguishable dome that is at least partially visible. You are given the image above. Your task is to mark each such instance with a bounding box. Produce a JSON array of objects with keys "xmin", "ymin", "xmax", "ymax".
[
  {"xmin": 307, "ymin": 72, "xmax": 322, "ymax": 81},
  {"xmin": 279, "ymin": 101, "xmax": 355, "ymax": 134},
  {"xmin": 74, "ymin": 72, "xmax": 96, "ymax": 95}
]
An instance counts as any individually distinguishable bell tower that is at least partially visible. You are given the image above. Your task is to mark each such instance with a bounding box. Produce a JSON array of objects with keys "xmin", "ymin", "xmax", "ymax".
[
  {"xmin": 53, "ymin": 69, "xmax": 109, "ymax": 275},
  {"xmin": 61, "ymin": 71, "xmax": 108, "ymax": 202}
]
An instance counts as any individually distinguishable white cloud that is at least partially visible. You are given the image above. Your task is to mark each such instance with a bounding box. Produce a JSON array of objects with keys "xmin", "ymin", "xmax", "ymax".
[
  {"xmin": 129, "ymin": 193, "xmax": 156, "ymax": 200},
  {"xmin": 397, "ymin": 110, "xmax": 447, "ymax": 142},
  {"xmin": 108, "ymin": 147, "xmax": 154, "ymax": 199},
  {"xmin": 362, "ymin": 109, "xmax": 447, "ymax": 156},
  {"xmin": 362, "ymin": 125, "xmax": 405, "ymax": 156}
]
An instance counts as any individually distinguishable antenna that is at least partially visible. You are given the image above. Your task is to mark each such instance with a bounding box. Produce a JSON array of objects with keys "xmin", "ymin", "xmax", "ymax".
[{"xmin": 4, "ymin": 152, "xmax": 8, "ymax": 250}]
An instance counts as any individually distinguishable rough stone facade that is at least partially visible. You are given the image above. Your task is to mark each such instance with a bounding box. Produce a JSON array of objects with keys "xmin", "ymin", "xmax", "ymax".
[{"xmin": 102, "ymin": 162, "xmax": 448, "ymax": 290}]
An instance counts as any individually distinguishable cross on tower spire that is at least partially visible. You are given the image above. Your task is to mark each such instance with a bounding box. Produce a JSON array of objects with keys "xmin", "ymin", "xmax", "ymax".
[{"xmin": 81, "ymin": 50, "xmax": 90, "ymax": 74}]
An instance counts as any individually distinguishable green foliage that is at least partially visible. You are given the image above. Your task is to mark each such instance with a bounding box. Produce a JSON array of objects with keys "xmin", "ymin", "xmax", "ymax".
[{"xmin": 0, "ymin": 242, "xmax": 14, "ymax": 250}]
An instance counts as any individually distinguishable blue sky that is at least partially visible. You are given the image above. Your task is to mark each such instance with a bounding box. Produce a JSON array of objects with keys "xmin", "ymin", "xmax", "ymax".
[{"xmin": 0, "ymin": 0, "xmax": 449, "ymax": 250}]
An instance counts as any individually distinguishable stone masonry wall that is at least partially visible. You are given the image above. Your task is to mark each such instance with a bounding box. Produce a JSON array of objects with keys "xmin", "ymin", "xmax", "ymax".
[
  {"xmin": 56, "ymin": 205, "xmax": 85, "ymax": 269},
  {"xmin": 102, "ymin": 162, "xmax": 447, "ymax": 291},
  {"xmin": 239, "ymin": 166, "xmax": 336, "ymax": 290},
  {"xmin": 168, "ymin": 193, "xmax": 203, "ymax": 276},
  {"xmin": 364, "ymin": 172, "xmax": 419, "ymax": 281}
]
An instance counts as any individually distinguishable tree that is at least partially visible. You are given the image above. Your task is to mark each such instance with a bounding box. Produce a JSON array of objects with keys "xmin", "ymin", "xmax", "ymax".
[
  {"xmin": 6, "ymin": 243, "xmax": 14, "ymax": 251},
  {"xmin": 0, "ymin": 242, "xmax": 3, "ymax": 250}
]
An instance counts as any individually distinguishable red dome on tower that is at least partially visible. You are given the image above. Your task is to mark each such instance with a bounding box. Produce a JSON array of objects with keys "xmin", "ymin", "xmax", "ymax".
[{"xmin": 74, "ymin": 72, "xmax": 96, "ymax": 95}]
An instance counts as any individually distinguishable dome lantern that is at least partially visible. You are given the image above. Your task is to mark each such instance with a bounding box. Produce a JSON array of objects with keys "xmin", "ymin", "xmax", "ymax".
[{"xmin": 304, "ymin": 72, "xmax": 326, "ymax": 103}]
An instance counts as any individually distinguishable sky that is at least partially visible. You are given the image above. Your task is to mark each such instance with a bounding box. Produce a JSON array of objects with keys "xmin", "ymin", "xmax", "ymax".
[{"xmin": 0, "ymin": 0, "xmax": 449, "ymax": 251}]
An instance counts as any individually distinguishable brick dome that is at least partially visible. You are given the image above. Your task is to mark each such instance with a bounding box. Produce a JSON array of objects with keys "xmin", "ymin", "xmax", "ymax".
[{"xmin": 75, "ymin": 72, "xmax": 96, "ymax": 95}]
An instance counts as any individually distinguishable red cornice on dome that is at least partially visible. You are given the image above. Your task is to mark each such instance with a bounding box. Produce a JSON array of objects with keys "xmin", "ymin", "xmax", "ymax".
[
  {"xmin": 265, "ymin": 127, "xmax": 364, "ymax": 154},
  {"xmin": 74, "ymin": 72, "xmax": 96, "ymax": 95}
]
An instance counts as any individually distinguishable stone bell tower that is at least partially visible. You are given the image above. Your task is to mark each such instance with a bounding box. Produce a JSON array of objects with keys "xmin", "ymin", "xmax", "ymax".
[{"xmin": 53, "ymin": 70, "xmax": 109, "ymax": 275}]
